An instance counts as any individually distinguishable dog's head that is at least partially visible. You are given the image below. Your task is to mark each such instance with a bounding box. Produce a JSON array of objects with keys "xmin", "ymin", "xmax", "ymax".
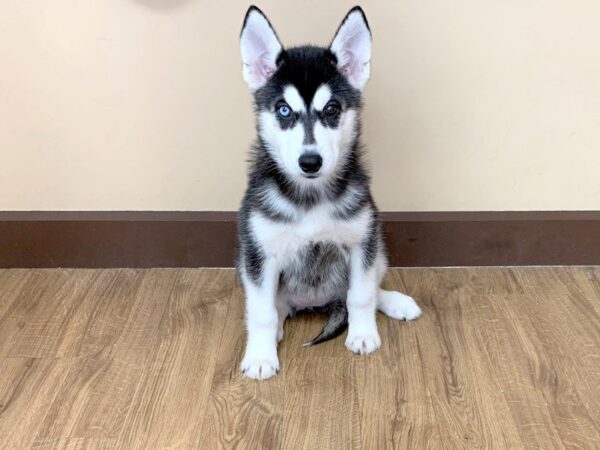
[{"xmin": 240, "ymin": 6, "xmax": 371, "ymax": 183}]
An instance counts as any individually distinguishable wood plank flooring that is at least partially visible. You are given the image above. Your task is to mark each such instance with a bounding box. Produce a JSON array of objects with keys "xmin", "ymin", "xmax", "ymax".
[{"xmin": 0, "ymin": 267, "xmax": 600, "ymax": 449}]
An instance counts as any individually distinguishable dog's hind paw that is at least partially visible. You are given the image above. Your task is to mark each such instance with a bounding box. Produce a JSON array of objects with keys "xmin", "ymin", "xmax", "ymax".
[{"xmin": 377, "ymin": 290, "xmax": 422, "ymax": 321}]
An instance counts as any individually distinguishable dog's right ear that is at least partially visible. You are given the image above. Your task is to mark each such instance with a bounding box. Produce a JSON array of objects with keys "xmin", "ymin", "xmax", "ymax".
[{"xmin": 240, "ymin": 6, "xmax": 282, "ymax": 91}]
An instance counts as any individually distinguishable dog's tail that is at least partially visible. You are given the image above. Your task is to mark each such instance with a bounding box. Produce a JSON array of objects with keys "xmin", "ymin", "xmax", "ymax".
[{"xmin": 302, "ymin": 300, "xmax": 348, "ymax": 347}]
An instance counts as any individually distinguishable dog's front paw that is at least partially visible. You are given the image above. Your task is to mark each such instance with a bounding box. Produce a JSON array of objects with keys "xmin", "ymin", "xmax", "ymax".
[
  {"xmin": 345, "ymin": 332, "xmax": 381, "ymax": 355},
  {"xmin": 241, "ymin": 353, "xmax": 280, "ymax": 380},
  {"xmin": 378, "ymin": 290, "xmax": 422, "ymax": 321}
]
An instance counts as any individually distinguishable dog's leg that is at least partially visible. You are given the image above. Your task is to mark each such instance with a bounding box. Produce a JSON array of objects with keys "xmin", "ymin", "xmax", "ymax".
[
  {"xmin": 345, "ymin": 245, "xmax": 381, "ymax": 354},
  {"xmin": 276, "ymin": 296, "xmax": 291, "ymax": 343},
  {"xmin": 377, "ymin": 289, "xmax": 422, "ymax": 321},
  {"xmin": 240, "ymin": 258, "xmax": 280, "ymax": 380},
  {"xmin": 372, "ymin": 247, "xmax": 421, "ymax": 320}
]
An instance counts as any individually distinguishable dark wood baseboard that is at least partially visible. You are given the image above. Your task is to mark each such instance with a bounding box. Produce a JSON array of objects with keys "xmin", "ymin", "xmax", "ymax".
[{"xmin": 1, "ymin": 211, "xmax": 599, "ymax": 268}]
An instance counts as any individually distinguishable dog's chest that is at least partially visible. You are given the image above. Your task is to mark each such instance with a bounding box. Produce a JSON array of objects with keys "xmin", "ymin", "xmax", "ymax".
[{"xmin": 250, "ymin": 204, "xmax": 370, "ymax": 261}]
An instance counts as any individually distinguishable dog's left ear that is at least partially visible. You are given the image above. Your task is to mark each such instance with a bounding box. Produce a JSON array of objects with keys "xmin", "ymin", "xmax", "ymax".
[
  {"xmin": 329, "ymin": 6, "xmax": 371, "ymax": 91},
  {"xmin": 240, "ymin": 6, "xmax": 283, "ymax": 91}
]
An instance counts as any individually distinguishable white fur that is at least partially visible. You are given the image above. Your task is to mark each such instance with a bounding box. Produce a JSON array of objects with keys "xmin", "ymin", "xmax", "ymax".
[
  {"xmin": 250, "ymin": 204, "xmax": 370, "ymax": 265},
  {"xmin": 332, "ymin": 184, "xmax": 365, "ymax": 216},
  {"xmin": 240, "ymin": 261, "xmax": 280, "ymax": 380},
  {"xmin": 240, "ymin": 9, "xmax": 282, "ymax": 91},
  {"xmin": 345, "ymin": 247, "xmax": 381, "ymax": 354},
  {"xmin": 239, "ymin": 7, "xmax": 421, "ymax": 380},
  {"xmin": 258, "ymin": 108, "xmax": 357, "ymax": 182},
  {"xmin": 241, "ymin": 196, "xmax": 422, "ymax": 378},
  {"xmin": 312, "ymin": 84, "xmax": 332, "ymax": 111},
  {"xmin": 330, "ymin": 10, "xmax": 371, "ymax": 91},
  {"xmin": 283, "ymin": 85, "xmax": 306, "ymax": 112},
  {"xmin": 259, "ymin": 110, "xmax": 305, "ymax": 179},
  {"xmin": 257, "ymin": 183, "xmax": 300, "ymax": 221},
  {"xmin": 377, "ymin": 289, "xmax": 422, "ymax": 320},
  {"xmin": 313, "ymin": 109, "xmax": 357, "ymax": 177},
  {"xmin": 240, "ymin": 203, "xmax": 371, "ymax": 379}
]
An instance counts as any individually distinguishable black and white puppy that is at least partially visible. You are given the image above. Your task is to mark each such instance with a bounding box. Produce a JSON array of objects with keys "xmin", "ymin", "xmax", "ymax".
[{"xmin": 237, "ymin": 5, "xmax": 421, "ymax": 380}]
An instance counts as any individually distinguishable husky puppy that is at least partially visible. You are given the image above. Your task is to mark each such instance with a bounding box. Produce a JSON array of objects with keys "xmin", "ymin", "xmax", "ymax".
[{"xmin": 237, "ymin": 5, "xmax": 422, "ymax": 379}]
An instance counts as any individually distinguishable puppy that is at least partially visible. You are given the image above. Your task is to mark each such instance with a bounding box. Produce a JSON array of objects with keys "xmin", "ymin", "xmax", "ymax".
[{"xmin": 237, "ymin": 6, "xmax": 421, "ymax": 380}]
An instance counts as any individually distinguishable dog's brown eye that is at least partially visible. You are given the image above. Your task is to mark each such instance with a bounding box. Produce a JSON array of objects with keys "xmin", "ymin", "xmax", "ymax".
[{"xmin": 323, "ymin": 101, "xmax": 340, "ymax": 117}]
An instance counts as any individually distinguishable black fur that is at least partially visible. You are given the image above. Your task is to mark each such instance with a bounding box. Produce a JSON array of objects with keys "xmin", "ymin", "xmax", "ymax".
[
  {"xmin": 237, "ymin": 6, "xmax": 382, "ymax": 346},
  {"xmin": 302, "ymin": 300, "xmax": 348, "ymax": 347}
]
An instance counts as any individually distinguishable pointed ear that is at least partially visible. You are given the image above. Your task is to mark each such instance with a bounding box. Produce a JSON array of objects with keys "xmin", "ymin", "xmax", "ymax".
[
  {"xmin": 329, "ymin": 6, "xmax": 371, "ymax": 91},
  {"xmin": 240, "ymin": 6, "xmax": 283, "ymax": 91}
]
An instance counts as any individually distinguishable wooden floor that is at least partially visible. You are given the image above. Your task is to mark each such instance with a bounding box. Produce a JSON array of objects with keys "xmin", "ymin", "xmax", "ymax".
[{"xmin": 0, "ymin": 268, "xmax": 600, "ymax": 449}]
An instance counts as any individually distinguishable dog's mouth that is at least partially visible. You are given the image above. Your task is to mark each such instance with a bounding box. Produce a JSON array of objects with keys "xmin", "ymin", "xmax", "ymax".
[{"xmin": 302, "ymin": 174, "xmax": 319, "ymax": 179}]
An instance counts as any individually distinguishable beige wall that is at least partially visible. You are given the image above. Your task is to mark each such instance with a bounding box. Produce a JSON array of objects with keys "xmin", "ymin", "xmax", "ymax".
[{"xmin": 1, "ymin": 0, "xmax": 599, "ymax": 211}]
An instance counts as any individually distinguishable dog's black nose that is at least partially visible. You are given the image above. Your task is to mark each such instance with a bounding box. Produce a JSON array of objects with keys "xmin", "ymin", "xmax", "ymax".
[{"xmin": 299, "ymin": 153, "xmax": 322, "ymax": 174}]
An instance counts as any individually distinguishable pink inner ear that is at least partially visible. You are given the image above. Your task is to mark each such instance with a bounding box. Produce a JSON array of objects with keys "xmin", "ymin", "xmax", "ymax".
[
  {"xmin": 338, "ymin": 50, "xmax": 358, "ymax": 78},
  {"xmin": 330, "ymin": 11, "xmax": 371, "ymax": 89},
  {"xmin": 339, "ymin": 62, "xmax": 351, "ymax": 78},
  {"xmin": 244, "ymin": 52, "xmax": 276, "ymax": 89},
  {"xmin": 259, "ymin": 53, "xmax": 276, "ymax": 78},
  {"xmin": 245, "ymin": 32, "xmax": 276, "ymax": 83}
]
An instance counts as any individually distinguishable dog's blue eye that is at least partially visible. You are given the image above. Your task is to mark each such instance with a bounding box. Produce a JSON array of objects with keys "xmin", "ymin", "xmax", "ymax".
[{"xmin": 277, "ymin": 103, "xmax": 292, "ymax": 118}]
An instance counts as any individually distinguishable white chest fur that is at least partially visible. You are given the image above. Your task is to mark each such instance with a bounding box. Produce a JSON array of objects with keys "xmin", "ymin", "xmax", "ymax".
[{"xmin": 250, "ymin": 203, "xmax": 371, "ymax": 264}]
